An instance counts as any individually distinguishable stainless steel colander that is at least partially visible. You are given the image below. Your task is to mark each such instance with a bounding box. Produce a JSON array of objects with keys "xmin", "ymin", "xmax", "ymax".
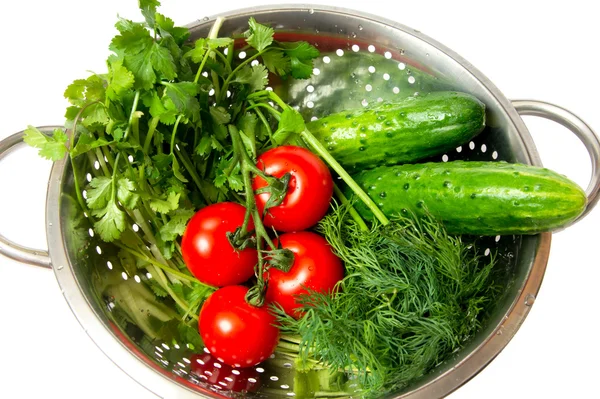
[{"xmin": 1, "ymin": 4, "xmax": 599, "ymax": 399}]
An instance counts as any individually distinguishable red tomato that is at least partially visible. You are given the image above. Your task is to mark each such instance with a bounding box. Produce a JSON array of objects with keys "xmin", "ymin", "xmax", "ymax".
[
  {"xmin": 252, "ymin": 145, "xmax": 333, "ymax": 232},
  {"xmin": 265, "ymin": 231, "xmax": 344, "ymax": 318},
  {"xmin": 199, "ymin": 285, "xmax": 280, "ymax": 367},
  {"xmin": 190, "ymin": 353, "xmax": 261, "ymax": 393},
  {"xmin": 181, "ymin": 202, "xmax": 256, "ymax": 287}
]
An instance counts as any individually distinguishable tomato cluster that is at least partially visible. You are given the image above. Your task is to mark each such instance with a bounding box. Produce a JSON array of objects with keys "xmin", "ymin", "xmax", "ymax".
[{"xmin": 181, "ymin": 145, "xmax": 344, "ymax": 375}]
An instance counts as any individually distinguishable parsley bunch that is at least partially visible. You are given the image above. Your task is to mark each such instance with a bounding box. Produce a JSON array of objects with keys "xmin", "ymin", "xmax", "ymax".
[{"xmin": 24, "ymin": 0, "xmax": 326, "ymax": 343}]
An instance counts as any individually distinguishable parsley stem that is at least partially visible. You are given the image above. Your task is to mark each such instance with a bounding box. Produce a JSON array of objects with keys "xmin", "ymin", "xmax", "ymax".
[
  {"xmin": 111, "ymin": 152, "xmax": 121, "ymax": 188},
  {"xmin": 123, "ymin": 91, "xmax": 141, "ymax": 141},
  {"xmin": 245, "ymin": 102, "xmax": 281, "ymax": 118},
  {"xmin": 267, "ymin": 91, "xmax": 288, "ymax": 110},
  {"xmin": 226, "ymin": 41, "xmax": 234, "ymax": 65},
  {"xmin": 299, "ymin": 127, "xmax": 390, "ymax": 225},
  {"xmin": 115, "ymin": 243, "xmax": 212, "ymax": 292},
  {"xmin": 219, "ymin": 49, "xmax": 268, "ymax": 102},
  {"xmin": 193, "ymin": 49, "xmax": 213, "ymax": 84},
  {"xmin": 333, "ymin": 184, "xmax": 369, "ymax": 232},
  {"xmin": 193, "ymin": 17, "xmax": 225, "ymax": 84},
  {"xmin": 213, "ymin": 49, "xmax": 232, "ymax": 73},
  {"xmin": 95, "ymin": 148, "xmax": 111, "ymax": 176},
  {"xmin": 101, "ymin": 146, "xmax": 115, "ymax": 169},
  {"xmin": 248, "ymin": 100, "xmax": 274, "ymax": 143},
  {"xmin": 169, "ymin": 115, "xmax": 183, "ymax": 154},
  {"xmin": 143, "ymin": 116, "xmax": 159, "ymax": 154},
  {"xmin": 175, "ymin": 146, "xmax": 211, "ymax": 205}
]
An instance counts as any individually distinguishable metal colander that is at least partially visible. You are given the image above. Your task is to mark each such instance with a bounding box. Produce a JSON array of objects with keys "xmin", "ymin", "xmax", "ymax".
[{"xmin": 1, "ymin": 4, "xmax": 599, "ymax": 399}]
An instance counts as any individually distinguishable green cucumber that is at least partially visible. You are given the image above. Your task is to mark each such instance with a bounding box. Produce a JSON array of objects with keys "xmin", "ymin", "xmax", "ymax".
[
  {"xmin": 350, "ymin": 161, "xmax": 586, "ymax": 235},
  {"xmin": 306, "ymin": 91, "xmax": 486, "ymax": 171}
]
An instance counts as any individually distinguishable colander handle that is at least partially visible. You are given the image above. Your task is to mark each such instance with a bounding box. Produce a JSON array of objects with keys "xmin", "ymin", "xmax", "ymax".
[
  {"xmin": 512, "ymin": 100, "xmax": 600, "ymax": 225},
  {"xmin": 0, "ymin": 131, "xmax": 52, "ymax": 269}
]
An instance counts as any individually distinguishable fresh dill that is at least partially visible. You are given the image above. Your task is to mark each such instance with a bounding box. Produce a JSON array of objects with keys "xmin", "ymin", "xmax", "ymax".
[{"xmin": 275, "ymin": 202, "xmax": 502, "ymax": 397}]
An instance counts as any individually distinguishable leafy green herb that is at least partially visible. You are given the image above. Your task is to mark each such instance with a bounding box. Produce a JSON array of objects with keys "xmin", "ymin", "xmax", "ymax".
[
  {"xmin": 275, "ymin": 203, "xmax": 501, "ymax": 397},
  {"xmin": 23, "ymin": 126, "xmax": 68, "ymax": 161},
  {"xmin": 245, "ymin": 17, "xmax": 274, "ymax": 52},
  {"xmin": 159, "ymin": 208, "xmax": 195, "ymax": 241}
]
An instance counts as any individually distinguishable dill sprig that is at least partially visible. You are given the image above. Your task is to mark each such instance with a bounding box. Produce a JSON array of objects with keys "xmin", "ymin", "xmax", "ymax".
[{"xmin": 274, "ymin": 202, "xmax": 502, "ymax": 397}]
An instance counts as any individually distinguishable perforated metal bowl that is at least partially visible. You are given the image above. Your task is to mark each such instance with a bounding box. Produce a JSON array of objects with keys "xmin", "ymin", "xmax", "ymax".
[{"xmin": 1, "ymin": 4, "xmax": 600, "ymax": 399}]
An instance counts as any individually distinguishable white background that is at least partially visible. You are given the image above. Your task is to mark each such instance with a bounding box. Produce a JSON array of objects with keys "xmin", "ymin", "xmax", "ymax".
[{"xmin": 0, "ymin": 0, "xmax": 598, "ymax": 398}]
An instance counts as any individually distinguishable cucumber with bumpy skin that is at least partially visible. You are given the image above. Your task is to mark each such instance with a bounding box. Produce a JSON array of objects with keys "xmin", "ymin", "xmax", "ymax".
[
  {"xmin": 350, "ymin": 161, "xmax": 587, "ymax": 235},
  {"xmin": 306, "ymin": 91, "xmax": 485, "ymax": 172}
]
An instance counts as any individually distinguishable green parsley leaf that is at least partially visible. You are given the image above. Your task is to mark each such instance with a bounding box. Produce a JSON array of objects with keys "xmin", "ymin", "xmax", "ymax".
[
  {"xmin": 273, "ymin": 107, "xmax": 306, "ymax": 145},
  {"xmin": 227, "ymin": 173, "xmax": 244, "ymax": 191},
  {"xmin": 92, "ymin": 199, "xmax": 126, "ymax": 242},
  {"xmin": 23, "ymin": 126, "xmax": 49, "ymax": 149},
  {"xmin": 245, "ymin": 17, "xmax": 274, "ymax": 52},
  {"xmin": 82, "ymin": 103, "xmax": 110, "ymax": 129},
  {"xmin": 209, "ymin": 106, "xmax": 231, "ymax": 125},
  {"xmin": 237, "ymin": 112, "xmax": 258, "ymax": 138},
  {"xmin": 86, "ymin": 176, "xmax": 113, "ymax": 210},
  {"xmin": 207, "ymin": 37, "xmax": 233, "ymax": 49},
  {"xmin": 71, "ymin": 134, "xmax": 112, "ymax": 158},
  {"xmin": 152, "ymin": 153, "xmax": 173, "ymax": 171},
  {"xmin": 155, "ymin": 13, "xmax": 190, "ymax": 45},
  {"xmin": 139, "ymin": 0, "xmax": 160, "ymax": 28},
  {"xmin": 111, "ymin": 23, "xmax": 177, "ymax": 90},
  {"xmin": 63, "ymin": 79, "xmax": 87, "ymax": 107},
  {"xmin": 64, "ymin": 75, "xmax": 106, "ymax": 107},
  {"xmin": 184, "ymin": 38, "xmax": 207, "ymax": 63},
  {"xmin": 279, "ymin": 107, "xmax": 306, "ymax": 133},
  {"xmin": 117, "ymin": 178, "xmax": 140, "ymax": 209},
  {"xmin": 177, "ymin": 322, "xmax": 204, "ymax": 350},
  {"xmin": 213, "ymin": 174, "xmax": 227, "ymax": 188},
  {"xmin": 172, "ymin": 156, "xmax": 188, "ymax": 183},
  {"xmin": 148, "ymin": 279, "xmax": 169, "ymax": 297},
  {"xmin": 149, "ymin": 192, "xmax": 180, "ymax": 214},
  {"xmin": 161, "ymin": 81, "xmax": 201, "ymax": 122},
  {"xmin": 280, "ymin": 41, "xmax": 320, "ymax": 60},
  {"xmin": 142, "ymin": 91, "xmax": 177, "ymax": 125},
  {"xmin": 279, "ymin": 41, "xmax": 320, "ymax": 79},
  {"xmin": 106, "ymin": 60, "xmax": 135, "ymax": 100},
  {"xmin": 289, "ymin": 58, "xmax": 314, "ymax": 79},
  {"xmin": 233, "ymin": 64, "xmax": 268, "ymax": 92},
  {"xmin": 195, "ymin": 135, "xmax": 212, "ymax": 156},
  {"xmin": 262, "ymin": 49, "xmax": 290, "ymax": 76},
  {"xmin": 159, "ymin": 208, "xmax": 195, "ymax": 242},
  {"xmin": 23, "ymin": 126, "xmax": 68, "ymax": 161}
]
